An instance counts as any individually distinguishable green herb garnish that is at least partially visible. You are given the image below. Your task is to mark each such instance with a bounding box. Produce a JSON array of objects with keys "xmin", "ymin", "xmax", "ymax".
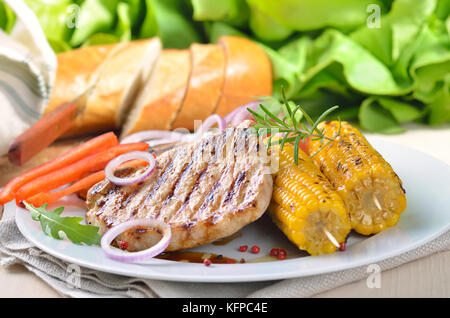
[
  {"xmin": 24, "ymin": 202, "xmax": 102, "ymax": 246},
  {"xmin": 248, "ymin": 92, "xmax": 341, "ymax": 165}
]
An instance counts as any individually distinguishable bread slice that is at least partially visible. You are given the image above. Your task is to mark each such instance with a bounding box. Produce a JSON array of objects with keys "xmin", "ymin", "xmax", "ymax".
[
  {"xmin": 45, "ymin": 43, "xmax": 117, "ymax": 116},
  {"xmin": 170, "ymin": 43, "xmax": 225, "ymax": 131},
  {"xmin": 214, "ymin": 36, "xmax": 272, "ymax": 117},
  {"xmin": 121, "ymin": 49, "xmax": 191, "ymax": 137},
  {"xmin": 51, "ymin": 39, "xmax": 162, "ymax": 137}
]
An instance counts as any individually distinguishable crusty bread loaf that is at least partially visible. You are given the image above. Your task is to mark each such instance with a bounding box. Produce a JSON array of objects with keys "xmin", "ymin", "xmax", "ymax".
[
  {"xmin": 46, "ymin": 36, "xmax": 272, "ymax": 139},
  {"xmin": 45, "ymin": 43, "xmax": 117, "ymax": 115},
  {"xmin": 110, "ymin": 38, "xmax": 162, "ymax": 127},
  {"xmin": 170, "ymin": 43, "xmax": 225, "ymax": 131},
  {"xmin": 46, "ymin": 39, "xmax": 161, "ymax": 137},
  {"xmin": 121, "ymin": 49, "xmax": 191, "ymax": 137},
  {"xmin": 214, "ymin": 36, "xmax": 272, "ymax": 117}
]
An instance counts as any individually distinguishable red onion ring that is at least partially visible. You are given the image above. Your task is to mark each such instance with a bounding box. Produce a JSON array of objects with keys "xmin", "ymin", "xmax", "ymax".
[
  {"xmin": 105, "ymin": 151, "xmax": 156, "ymax": 186},
  {"xmin": 225, "ymin": 101, "xmax": 262, "ymax": 125},
  {"xmin": 119, "ymin": 115, "xmax": 227, "ymax": 151},
  {"xmin": 101, "ymin": 218, "xmax": 171, "ymax": 263},
  {"xmin": 192, "ymin": 114, "xmax": 226, "ymax": 139},
  {"xmin": 120, "ymin": 130, "xmax": 186, "ymax": 144}
]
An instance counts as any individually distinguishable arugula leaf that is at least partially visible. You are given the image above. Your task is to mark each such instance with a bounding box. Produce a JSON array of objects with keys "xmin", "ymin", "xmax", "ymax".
[{"xmin": 24, "ymin": 202, "xmax": 102, "ymax": 246}]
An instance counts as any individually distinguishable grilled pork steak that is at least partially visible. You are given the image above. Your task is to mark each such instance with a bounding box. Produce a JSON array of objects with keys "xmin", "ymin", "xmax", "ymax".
[{"xmin": 86, "ymin": 121, "xmax": 273, "ymax": 251}]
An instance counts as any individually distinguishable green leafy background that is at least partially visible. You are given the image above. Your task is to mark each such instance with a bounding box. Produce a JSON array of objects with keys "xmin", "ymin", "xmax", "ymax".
[{"xmin": 0, "ymin": 0, "xmax": 449, "ymax": 132}]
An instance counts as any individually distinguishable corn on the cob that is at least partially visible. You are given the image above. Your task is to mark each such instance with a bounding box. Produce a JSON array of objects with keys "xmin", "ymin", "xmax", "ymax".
[
  {"xmin": 269, "ymin": 143, "xmax": 351, "ymax": 255},
  {"xmin": 309, "ymin": 121, "xmax": 407, "ymax": 235}
]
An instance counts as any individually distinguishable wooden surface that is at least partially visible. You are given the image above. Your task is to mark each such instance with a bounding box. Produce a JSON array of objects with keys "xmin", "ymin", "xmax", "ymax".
[{"xmin": 0, "ymin": 124, "xmax": 449, "ymax": 298}]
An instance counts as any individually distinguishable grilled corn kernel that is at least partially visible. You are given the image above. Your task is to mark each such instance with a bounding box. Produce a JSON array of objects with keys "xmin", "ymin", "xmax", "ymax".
[
  {"xmin": 269, "ymin": 143, "xmax": 351, "ymax": 255},
  {"xmin": 309, "ymin": 121, "xmax": 407, "ymax": 235}
]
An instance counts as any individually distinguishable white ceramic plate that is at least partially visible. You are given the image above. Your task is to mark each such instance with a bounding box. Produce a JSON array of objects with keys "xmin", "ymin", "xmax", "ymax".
[{"xmin": 13, "ymin": 137, "xmax": 450, "ymax": 282}]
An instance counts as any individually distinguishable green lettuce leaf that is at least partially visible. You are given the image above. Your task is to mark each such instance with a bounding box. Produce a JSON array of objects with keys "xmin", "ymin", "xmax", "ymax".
[
  {"xmin": 12, "ymin": 0, "xmax": 450, "ymax": 131},
  {"xmin": 81, "ymin": 33, "xmax": 121, "ymax": 46},
  {"xmin": 0, "ymin": 0, "xmax": 15, "ymax": 34},
  {"xmin": 191, "ymin": 0, "xmax": 249, "ymax": 27},
  {"xmin": 303, "ymin": 30, "xmax": 410, "ymax": 95},
  {"xmin": 23, "ymin": 0, "xmax": 73, "ymax": 52},
  {"xmin": 70, "ymin": 0, "xmax": 119, "ymax": 47},
  {"xmin": 247, "ymin": 0, "xmax": 292, "ymax": 42},
  {"xmin": 139, "ymin": 0, "xmax": 201, "ymax": 49},
  {"xmin": 115, "ymin": 2, "xmax": 132, "ymax": 41},
  {"xmin": 205, "ymin": 21, "xmax": 247, "ymax": 43},
  {"xmin": 427, "ymin": 79, "xmax": 450, "ymax": 125},
  {"xmin": 246, "ymin": 0, "xmax": 385, "ymax": 33},
  {"xmin": 359, "ymin": 97, "xmax": 406, "ymax": 134}
]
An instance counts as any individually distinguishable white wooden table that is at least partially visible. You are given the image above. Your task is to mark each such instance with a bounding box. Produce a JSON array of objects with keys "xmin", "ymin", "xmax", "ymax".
[{"xmin": 1, "ymin": 124, "xmax": 449, "ymax": 297}]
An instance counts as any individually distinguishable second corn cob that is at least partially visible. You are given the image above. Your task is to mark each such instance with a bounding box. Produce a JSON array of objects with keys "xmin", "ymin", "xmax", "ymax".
[
  {"xmin": 269, "ymin": 143, "xmax": 351, "ymax": 255},
  {"xmin": 309, "ymin": 121, "xmax": 407, "ymax": 235}
]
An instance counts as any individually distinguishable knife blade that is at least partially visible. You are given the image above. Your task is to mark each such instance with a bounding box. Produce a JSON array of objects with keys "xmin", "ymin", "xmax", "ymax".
[{"xmin": 7, "ymin": 86, "xmax": 94, "ymax": 166}]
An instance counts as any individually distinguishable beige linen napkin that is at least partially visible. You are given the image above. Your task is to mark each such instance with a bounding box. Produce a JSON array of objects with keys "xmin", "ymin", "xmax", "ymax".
[
  {"xmin": 0, "ymin": 205, "xmax": 449, "ymax": 298},
  {"xmin": 0, "ymin": 0, "xmax": 56, "ymax": 156}
]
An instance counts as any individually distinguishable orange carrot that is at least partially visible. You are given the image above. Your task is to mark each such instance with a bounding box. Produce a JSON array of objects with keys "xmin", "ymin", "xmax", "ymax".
[
  {"xmin": 0, "ymin": 132, "xmax": 118, "ymax": 204},
  {"xmin": 25, "ymin": 159, "xmax": 150, "ymax": 207},
  {"xmin": 26, "ymin": 171, "xmax": 106, "ymax": 207},
  {"xmin": 15, "ymin": 142, "xmax": 148, "ymax": 204}
]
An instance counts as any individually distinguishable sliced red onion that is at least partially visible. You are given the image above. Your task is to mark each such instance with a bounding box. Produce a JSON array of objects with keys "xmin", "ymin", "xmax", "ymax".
[
  {"xmin": 105, "ymin": 151, "xmax": 156, "ymax": 186},
  {"xmin": 101, "ymin": 218, "xmax": 171, "ymax": 263},
  {"xmin": 120, "ymin": 130, "xmax": 186, "ymax": 144},
  {"xmin": 223, "ymin": 106, "xmax": 243, "ymax": 124},
  {"xmin": 120, "ymin": 115, "xmax": 226, "ymax": 149},
  {"xmin": 193, "ymin": 114, "xmax": 226, "ymax": 138},
  {"xmin": 146, "ymin": 138, "xmax": 182, "ymax": 147},
  {"xmin": 225, "ymin": 101, "xmax": 262, "ymax": 125}
]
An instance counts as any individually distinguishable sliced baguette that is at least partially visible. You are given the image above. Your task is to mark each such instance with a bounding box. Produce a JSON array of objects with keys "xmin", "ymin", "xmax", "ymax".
[
  {"xmin": 121, "ymin": 49, "xmax": 191, "ymax": 137},
  {"xmin": 45, "ymin": 43, "xmax": 117, "ymax": 116},
  {"xmin": 214, "ymin": 36, "xmax": 272, "ymax": 117},
  {"xmin": 170, "ymin": 43, "xmax": 225, "ymax": 131},
  {"xmin": 55, "ymin": 39, "xmax": 162, "ymax": 137}
]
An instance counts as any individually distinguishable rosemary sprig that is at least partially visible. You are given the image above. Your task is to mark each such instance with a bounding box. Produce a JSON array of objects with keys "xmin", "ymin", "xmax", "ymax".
[{"xmin": 248, "ymin": 93, "xmax": 341, "ymax": 165}]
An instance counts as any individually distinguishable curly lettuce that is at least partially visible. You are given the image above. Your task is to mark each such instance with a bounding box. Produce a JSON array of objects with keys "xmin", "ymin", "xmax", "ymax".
[{"xmin": 1, "ymin": 0, "xmax": 448, "ymax": 131}]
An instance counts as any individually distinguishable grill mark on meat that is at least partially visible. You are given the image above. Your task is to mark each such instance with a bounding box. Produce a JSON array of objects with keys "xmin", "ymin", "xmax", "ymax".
[
  {"xmin": 198, "ymin": 180, "xmax": 221, "ymax": 212},
  {"xmin": 118, "ymin": 187, "xmax": 139, "ymax": 209},
  {"xmin": 240, "ymin": 166, "xmax": 259, "ymax": 208},
  {"xmin": 105, "ymin": 217, "xmax": 115, "ymax": 228},
  {"xmin": 109, "ymin": 167, "xmax": 144, "ymax": 209},
  {"xmin": 234, "ymin": 130, "xmax": 248, "ymax": 154},
  {"xmin": 96, "ymin": 158, "xmax": 173, "ymax": 226},
  {"xmin": 209, "ymin": 130, "xmax": 252, "ymax": 219},
  {"xmin": 106, "ymin": 184, "xmax": 120, "ymax": 196},
  {"xmin": 122, "ymin": 190, "xmax": 139, "ymax": 215},
  {"xmin": 164, "ymin": 135, "xmax": 223, "ymax": 222},
  {"xmin": 142, "ymin": 160, "xmax": 174, "ymax": 206},
  {"xmin": 166, "ymin": 135, "xmax": 217, "ymax": 204},
  {"xmin": 223, "ymin": 170, "xmax": 247, "ymax": 204},
  {"xmin": 173, "ymin": 167, "xmax": 209, "ymax": 220},
  {"xmin": 154, "ymin": 160, "xmax": 192, "ymax": 218},
  {"xmin": 93, "ymin": 183, "xmax": 123, "ymax": 220},
  {"xmin": 192, "ymin": 130, "xmax": 245, "ymax": 221},
  {"xmin": 224, "ymin": 131, "xmax": 261, "ymax": 210},
  {"xmin": 154, "ymin": 136, "xmax": 216, "ymax": 221},
  {"xmin": 90, "ymin": 181, "xmax": 107, "ymax": 196},
  {"xmin": 178, "ymin": 131, "xmax": 237, "ymax": 223},
  {"xmin": 123, "ymin": 157, "xmax": 175, "ymax": 218}
]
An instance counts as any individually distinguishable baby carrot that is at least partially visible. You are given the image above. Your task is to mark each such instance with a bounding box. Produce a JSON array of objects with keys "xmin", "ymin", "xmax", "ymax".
[
  {"xmin": 0, "ymin": 132, "xmax": 118, "ymax": 204},
  {"xmin": 26, "ymin": 170, "xmax": 106, "ymax": 207},
  {"xmin": 25, "ymin": 159, "xmax": 150, "ymax": 207},
  {"xmin": 15, "ymin": 142, "xmax": 148, "ymax": 203}
]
